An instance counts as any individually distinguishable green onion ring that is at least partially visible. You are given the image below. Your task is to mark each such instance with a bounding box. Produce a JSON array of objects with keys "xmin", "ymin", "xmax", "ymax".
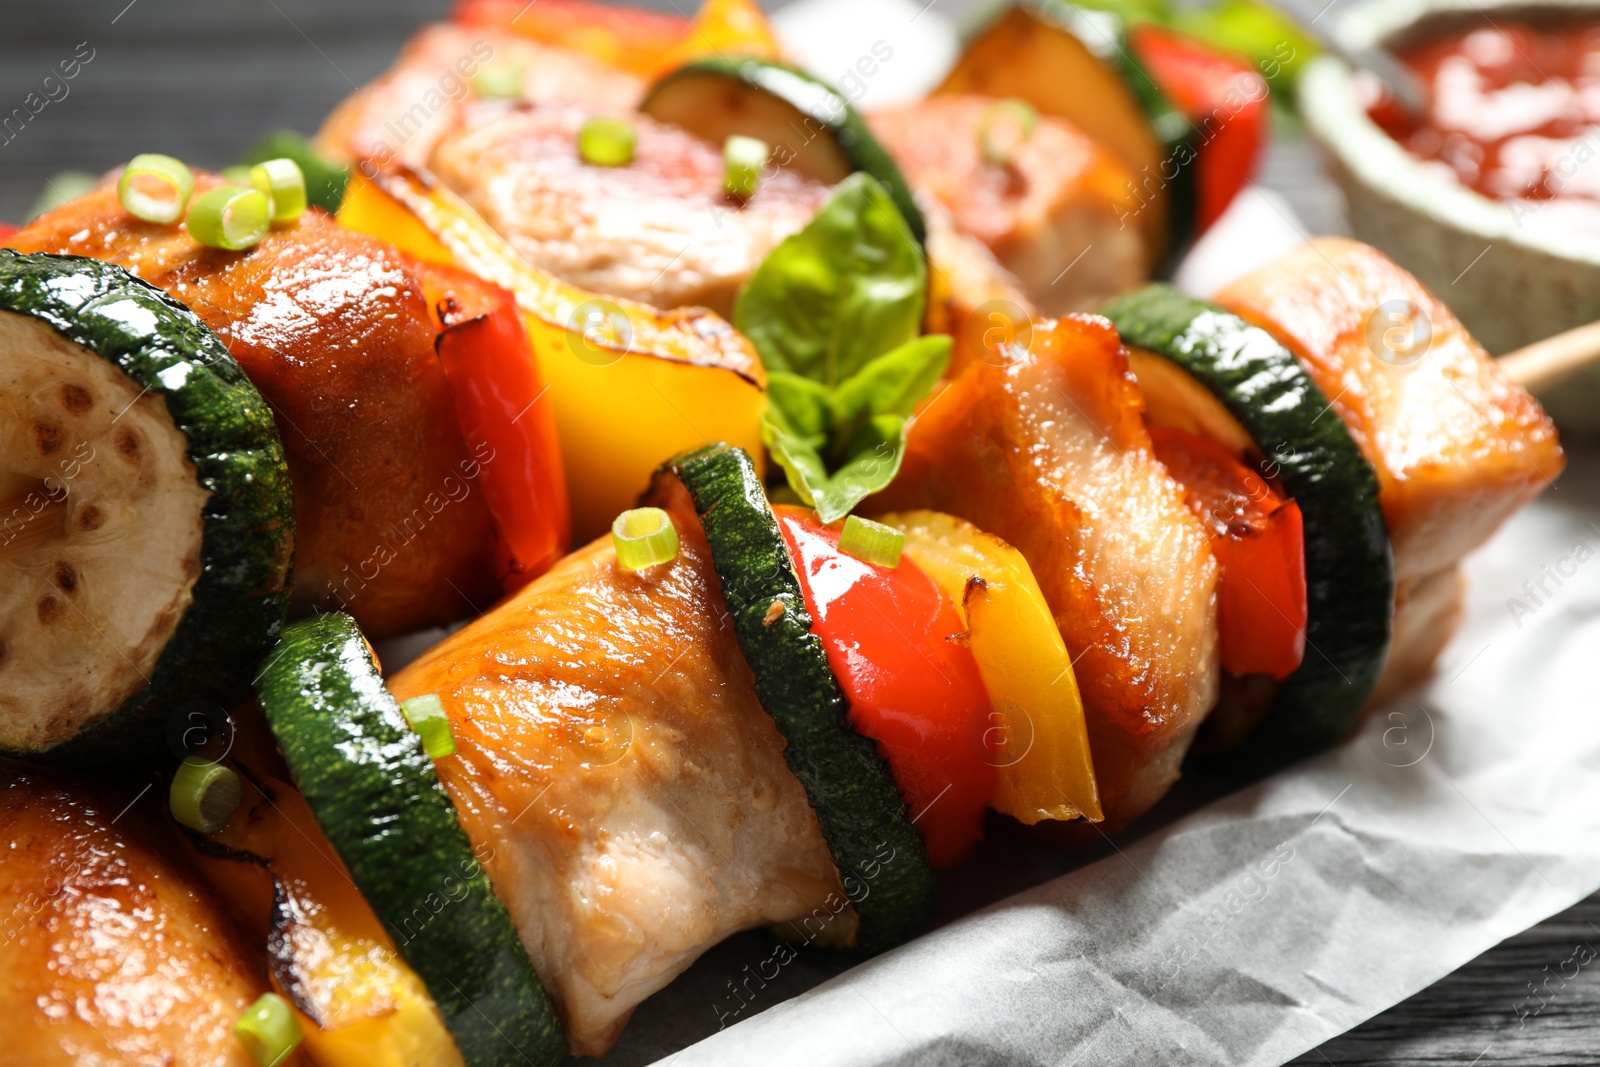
[
  {"xmin": 838, "ymin": 514, "xmax": 905, "ymax": 568},
  {"xmin": 399, "ymin": 694, "xmax": 457, "ymax": 760},
  {"xmin": 472, "ymin": 59, "xmax": 524, "ymax": 100},
  {"xmin": 117, "ymin": 153, "xmax": 195, "ymax": 224},
  {"xmin": 233, "ymin": 992, "xmax": 302, "ymax": 1067},
  {"xmin": 168, "ymin": 756, "xmax": 242, "ymax": 835},
  {"xmin": 723, "ymin": 135, "xmax": 770, "ymax": 200},
  {"xmin": 612, "ymin": 506, "xmax": 680, "ymax": 570},
  {"xmin": 249, "ymin": 158, "xmax": 307, "ymax": 223},
  {"xmin": 978, "ymin": 98, "xmax": 1038, "ymax": 168},
  {"xmin": 186, "ymin": 185, "xmax": 271, "ymax": 251},
  {"xmin": 578, "ymin": 118, "xmax": 637, "ymax": 168}
]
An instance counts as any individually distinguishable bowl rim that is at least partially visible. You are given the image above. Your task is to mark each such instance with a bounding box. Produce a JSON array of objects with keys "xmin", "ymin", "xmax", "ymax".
[{"xmin": 1300, "ymin": 0, "xmax": 1600, "ymax": 268}]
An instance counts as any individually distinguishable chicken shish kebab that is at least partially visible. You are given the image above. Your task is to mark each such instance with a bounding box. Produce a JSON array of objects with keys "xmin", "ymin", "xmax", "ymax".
[
  {"xmin": 8, "ymin": 183, "xmax": 569, "ymax": 642},
  {"xmin": 0, "ymin": 232, "xmax": 1560, "ymax": 1066},
  {"xmin": 0, "ymin": 0, "xmax": 1565, "ymax": 1064},
  {"xmin": 2, "ymin": 216, "xmax": 1557, "ymax": 1067}
]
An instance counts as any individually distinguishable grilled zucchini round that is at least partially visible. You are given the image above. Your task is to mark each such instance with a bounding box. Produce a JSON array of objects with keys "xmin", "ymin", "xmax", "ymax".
[
  {"xmin": 640, "ymin": 57, "xmax": 927, "ymax": 246},
  {"xmin": 0, "ymin": 249, "xmax": 294, "ymax": 761}
]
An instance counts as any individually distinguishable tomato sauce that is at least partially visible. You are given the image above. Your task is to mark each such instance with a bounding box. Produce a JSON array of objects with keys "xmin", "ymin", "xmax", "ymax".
[{"xmin": 1368, "ymin": 19, "xmax": 1600, "ymax": 231}]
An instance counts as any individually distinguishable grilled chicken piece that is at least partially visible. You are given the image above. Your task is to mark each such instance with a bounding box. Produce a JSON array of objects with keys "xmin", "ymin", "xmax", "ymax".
[
  {"xmin": 389, "ymin": 477, "xmax": 844, "ymax": 1055},
  {"xmin": 9, "ymin": 182, "xmax": 502, "ymax": 637},
  {"xmin": 1370, "ymin": 567, "xmax": 1465, "ymax": 708},
  {"xmin": 870, "ymin": 96, "xmax": 1147, "ymax": 318},
  {"xmin": 921, "ymin": 201, "xmax": 1040, "ymax": 377},
  {"xmin": 317, "ymin": 23, "xmax": 642, "ymax": 172},
  {"xmin": 872, "ymin": 314, "xmax": 1219, "ymax": 829},
  {"xmin": 0, "ymin": 764, "xmax": 275, "ymax": 1067},
  {"xmin": 1214, "ymin": 237, "xmax": 1564, "ymax": 585},
  {"xmin": 427, "ymin": 101, "xmax": 831, "ymax": 317}
]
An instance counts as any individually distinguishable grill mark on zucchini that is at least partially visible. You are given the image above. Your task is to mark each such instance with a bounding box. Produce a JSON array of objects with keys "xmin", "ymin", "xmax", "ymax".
[
  {"xmin": 649, "ymin": 443, "xmax": 937, "ymax": 955},
  {"xmin": 1102, "ymin": 284, "xmax": 1393, "ymax": 761},
  {"xmin": 0, "ymin": 249, "xmax": 293, "ymax": 762},
  {"xmin": 256, "ymin": 612, "xmax": 565, "ymax": 1067}
]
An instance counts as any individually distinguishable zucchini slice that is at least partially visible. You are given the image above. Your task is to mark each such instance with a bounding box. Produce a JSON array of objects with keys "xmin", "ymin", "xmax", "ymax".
[
  {"xmin": 649, "ymin": 443, "xmax": 937, "ymax": 956},
  {"xmin": 937, "ymin": 0, "xmax": 1197, "ymax": 272},
  {"xmin": 256, "ymin": 612, "xmax": 564, "ymax": 1067},
  {"xmin": 1102, "ymin": 284, "xmax": 1393, "ymax": 761},
  {"xmin": 639, "ymin": 57, "xmax": 927, "ymax": 246},
  {"xmin": 0, "ymin": 249, "xmax": 293, "ymax": 761}
]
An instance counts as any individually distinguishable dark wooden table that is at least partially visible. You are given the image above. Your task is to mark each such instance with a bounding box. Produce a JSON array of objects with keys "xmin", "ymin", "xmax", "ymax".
[{"xmin": 3, "ymin": 2, "xmax": 1595, "ymax": 1063}]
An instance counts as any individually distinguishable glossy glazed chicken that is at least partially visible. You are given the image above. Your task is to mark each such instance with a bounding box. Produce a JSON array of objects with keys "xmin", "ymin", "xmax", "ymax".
[
  {"xmin": 388, "ymin": 477, "xmax": 843, "ymax": 1055},
  {"xmin": 8, "ymin": 182, "xmax": 505, "ymax": 637},
  {"xmin": 871, "ymin": 95, "xmax": 1146, "ymax": 317},
  {"xmin": 0, "ymin": 763, "xmax": 276, "ymax": 1067},
  {"xmin": 872, "ymin": 314, "xmax": 1221, "ymax": 830},
  {"xmin": 1215, "ymin": 238, "xmax": 1564, "ymax": 699},
  {"xmin": 1215, "ymin": 237, "xmax": 1564, "ymax": 587}
]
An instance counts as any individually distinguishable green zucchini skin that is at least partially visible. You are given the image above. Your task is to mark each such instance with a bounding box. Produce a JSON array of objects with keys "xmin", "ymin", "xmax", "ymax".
[
  {"xmin": 651, "ymin": 443, "xmax": 937, "ymax": 956},
  {"xmin": 949, "ymin": 0, "xmax": 1199, "ymax": 274},
  {"xmin": 639, "ymin": 57, "xmax": 928, "ymax": 247},
  {"xmin": 0, "ymin": 249, "xmax": 294, "ymax": 763},
  {"xmin": 256, "ymin": 612, "xmax": 565, "ymax": 1067},
  {"xmin": 1036, "ymin": 0, "xmax": 1199, "ymax": 273},
  {"xmin": 1101, "ymin": 284, "xmax": 1393, "ymax": 762}
]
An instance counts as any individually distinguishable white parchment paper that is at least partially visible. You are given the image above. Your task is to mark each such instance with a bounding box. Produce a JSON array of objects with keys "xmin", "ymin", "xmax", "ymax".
[{"xmin": 636, "ymin": 450, "xmax": 1600, "ymax": 1065}]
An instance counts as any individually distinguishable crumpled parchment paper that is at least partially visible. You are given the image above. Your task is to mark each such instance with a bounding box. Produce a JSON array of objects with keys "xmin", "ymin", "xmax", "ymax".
[{"xmin": 601, "ymin": 445, "xmax": 1600, "ymax": 1066}]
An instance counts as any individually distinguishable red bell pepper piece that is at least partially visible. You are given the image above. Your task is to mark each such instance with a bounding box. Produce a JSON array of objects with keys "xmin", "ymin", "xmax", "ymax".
[
  {"xmin": 0, "ymin": 222, "xmax": 17, "ymax": 243},
  {"xmin": 415, "ymin": 261, "xmax": 570, "ymax": 589},
  {"xmin": 1149, "ymin": 425, "xmax": 1307, "ymax": 680},
  {"xmin": 1131, "ymin": 24, "xmax": 1271, "ymax": 232},
  {"xmin": 774, "ymin": 506, "xmax": 996, "ymax": 869}
]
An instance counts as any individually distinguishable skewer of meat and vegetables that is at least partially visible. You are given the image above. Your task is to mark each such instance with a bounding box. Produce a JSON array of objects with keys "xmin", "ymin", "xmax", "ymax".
[{"xmin": 0, "ymin": 0, "xmax": 1586, "ymax": 1063}]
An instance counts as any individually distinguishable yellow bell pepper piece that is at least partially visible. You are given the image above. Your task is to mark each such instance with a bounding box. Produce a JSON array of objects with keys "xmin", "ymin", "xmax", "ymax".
[
  {"xmin": 339, "ymin": 170, "xmax": 767, "ymax": 541},
  {"xmin": 880, "ymin": 509, "xmax": 1103, "ymax": 824},
  {"xmin": 192, "ymin": 769, "xmax": 465, "ymax": 1067},
  {"xmin": 647, "ymin": 0, "xmax": 785, "ymax": 77}
]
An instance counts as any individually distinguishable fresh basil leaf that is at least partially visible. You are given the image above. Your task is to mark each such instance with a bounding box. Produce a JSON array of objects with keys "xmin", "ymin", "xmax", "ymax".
[
  {"xmin": 763, "ymin": 404, "xmax": 906, "ymax": 524},
  {"xmin": 735, "ymin": 172, "xmax": 926, "ymax": 388},
  {"xmin": 827, "ymin": 336, "xmax": 949, "ymax": 468},
  {"xmin": 831, "ymin": 334, "xmax": 950, "ymax": 424},
  {"xmin": 765, "ymin": 372, "xmax": 832, "ymax": 438},
  {"xmin": 762, "ymin": 337, "xmax": 947, "ymax": 520}
]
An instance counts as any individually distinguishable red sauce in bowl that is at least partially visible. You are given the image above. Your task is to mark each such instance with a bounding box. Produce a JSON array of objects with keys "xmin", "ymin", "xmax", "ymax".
[{"xmin": 1368, "ymin": 19, "xmax": 1600, "ymax": 232}]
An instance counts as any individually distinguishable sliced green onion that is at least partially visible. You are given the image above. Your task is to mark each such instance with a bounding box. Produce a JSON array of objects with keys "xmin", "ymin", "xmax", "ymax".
[
  {"xmin": 400, "ymin": 694, "xmax": 457, "ymax": 759},
  {"xmin": 612, "ymin": 507, "xmax": 679, "ymax": 570},
  {"xmin": 472, "ymin": 59, "xmax": 524, "ymax": 100},
  {"xmin": 978, "ymin": 98, "xmax": 1038, "ymax": 168},
  {"xmin": 234, "ymin": 992, "xmax": 302, "ymax": 1067},
  {"xmin": 219, "ymin": 165, "xmax": 253, "ymax": 185},
  {"xmin": 838, "ymin": 514, "xmax": 904, "ymax": 568},
  {"xmin": 578, "ymin": 118, "xmax": 636, "ymax": 167},
  {"xmin": 723, "ymin": 135, "xmax": 770, "ymax": 200},
  {"xmin": 169, "ymin": 756, "xmax": 242, "ymax": 834},
  {"xmin": 186, "ymin": 185, "xmax": 270, "ymax": 251},
  {"xmin": 117, "ymin": 153, "xmax": 194, "ymax": 224},
  {"xmin": 249, "ymin": 158, "xmax": 307, "ymax": 223}
]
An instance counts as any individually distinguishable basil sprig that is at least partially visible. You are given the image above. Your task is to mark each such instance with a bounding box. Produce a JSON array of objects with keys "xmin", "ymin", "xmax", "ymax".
[{"xmin": 735, "ymin": 173, "xmax": 950, "ymax": 522}]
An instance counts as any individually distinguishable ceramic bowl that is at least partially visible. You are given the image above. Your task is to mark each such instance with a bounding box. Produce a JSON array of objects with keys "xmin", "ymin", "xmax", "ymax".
[{"xmin": 1299, "ymin": 0, "xmax": 1600, "ymax": 431}]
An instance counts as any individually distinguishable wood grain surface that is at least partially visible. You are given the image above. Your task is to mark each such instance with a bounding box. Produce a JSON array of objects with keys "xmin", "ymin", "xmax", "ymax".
[{"xmin": 1, "ymin": 2, "xmax": 1593, "ymax": 1064}]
